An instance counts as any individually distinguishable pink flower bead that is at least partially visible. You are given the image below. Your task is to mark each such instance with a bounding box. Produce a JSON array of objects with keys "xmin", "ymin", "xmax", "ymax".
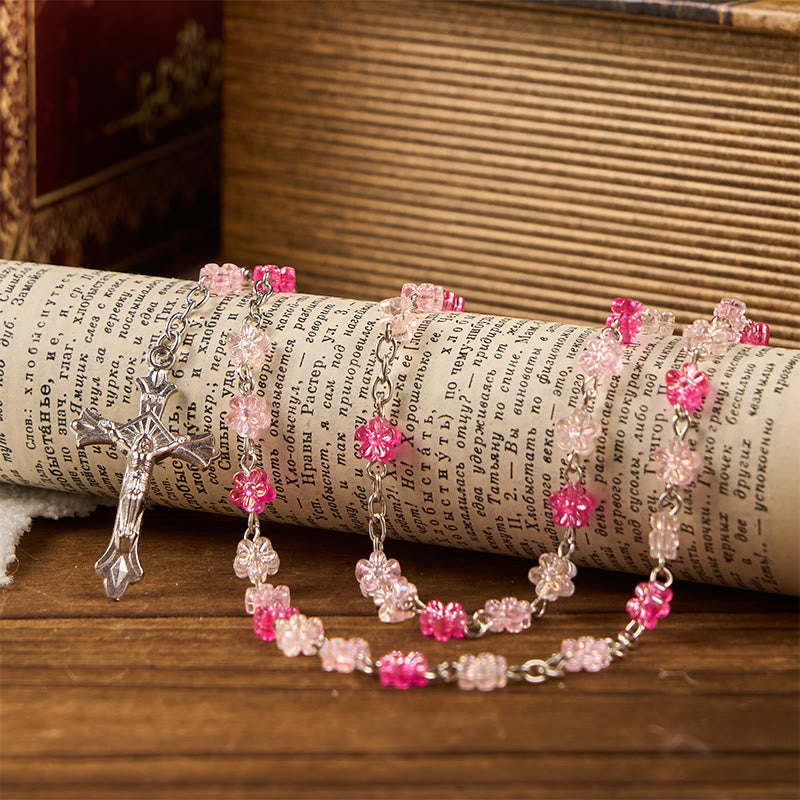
[
  {"xmin": 714, "ymin": 298, "xmax": 748, "ymax": 339},
  {"xmin": 245, "ymin": 583, "xmax": 290, "ymax": 615},
  {"xmin": 253, "ymin": 602, "xmax": 299, "ymax": 642},
  {"xmin": 577, "ymin": 333, "xmax": 624, "ymax": 384},
  {"xmin": 199, "ymin": 262, "xmax": 244, "ymax": 295},
  {"xmin": 442, "ymin": 290, "xmax": 465, "ymax": 312},
  {"xmin": 355, "ymin": 551, "xmax": 402, "ymax": 598},
  {"xmin": 378, "ymin": 650, "xmax": 429, "ymax": 689},
  {"xmin": 484, "ymin": 597, "xmax": 532, "ymax": 634},
  {"xmin": 561, "ymin": 636, "xmax": 612, "ymax": 672},
  {"xmin": 225, "ymin": 394, "xmax": 271, "ymax": 439},
  {"xmin": 740, "ymin": 322, "xmax": 770, "ymax": 346},
  {"xmin": 528, "ymin": 552, "xmax": 577, "ymax": 601},
  {"xmin": 402, "ymin": 282, "xmax": 445, "ymax": 312},
  {"xmin": 548, "ymin": 483, "xmax": 596, "ymax": 528},
  {"xmin": 605, "ymin": 297, "xmax": 644, "ymax": 344},
  {"xmin": 419, "ymin": 600, "xmax": 468, "ymax": 642},
  {"xmin": 253, "ymin": 265, "xmax": 296, "ymax": 293},
  {"xmin": 626, "ymin": 581, "xmax": 673, "ymax": 629},
  {"xmin": 229, "ymin": 469, "xmax": 277, "ymax": 515},
  {"xmin": 654, "ymin": 438, "xmax": 702, "ymax": 486},
  {"xmin": 649, "ymin": 512, "xmax": 680, "ymax": 561},
  {"xmin": 319, "ymin": 637, "xmax": 371, "ymax": 673},
  {"xmin": 457, "ymin": 653, "xmax": 507, "ymax": 691},
  {"xmin": 665, "ymin": 363, "xmax": 711, "ymax": 412},
  {"xmin": 554, "ymin": 408, "xmax": 601, "ymax": 457},
  {"xmin": 355, "ymin": 416, "xmax": 403, "ymax": 462},
  {"xmin": 227, "ymin": 325, "xmax": 271, "ymax": 370}
]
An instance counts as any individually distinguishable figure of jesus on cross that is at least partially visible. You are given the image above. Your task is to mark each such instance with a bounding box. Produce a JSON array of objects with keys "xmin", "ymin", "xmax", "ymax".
[{"xmin": 72, "ymin": 368, "xmax": 218, "ymax": 599}]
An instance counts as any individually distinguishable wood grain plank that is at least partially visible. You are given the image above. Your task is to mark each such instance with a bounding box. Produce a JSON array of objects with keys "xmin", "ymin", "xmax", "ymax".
[{"xmin": 223, "ymin": 1, "xmax": 800, "ymax": 348}]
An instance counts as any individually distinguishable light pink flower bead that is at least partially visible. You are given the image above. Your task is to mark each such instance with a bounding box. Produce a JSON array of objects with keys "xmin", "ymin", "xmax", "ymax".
[
  {"xmin": 355, "ymin": 551, "xmax": 402, "ymax": 598},
  {"xmin": 682, "ymin": 319, "xmax": 729, "ymax": 358},
  {"xmin": 199, "ymin": 262, "xmax": 244, "ymax": 295},
  {"xmin": 233, "ymin": 535, "xmax": 280, "ymax": 583},
  {"xmin": 275, "ymin": 613, "xmax": 324, "ymax": 657},
  {"xmin": 665, "ymin": 363, "xmax": 711, "ymax": 412},
  {"xmin": 457, "ymin": 653, "xmax": 508, "ymax": 691},
  {"xmin": 577, "ymin": 332, "xmax": 624, "ymax": 384},
  {"xmin": 245, "ymin": 583, "xmax": 290, "ymax": 615},
  {"xmin": 319, "ymin": 638, "xmax": 371, "ymax": 673},
  {"xmin": 528, "ymin": 552, "xmax": 577, "ymax": 601},
  {"xmin": 554, "ymin": 408, "xmax": 601, "ymax": 457},
  {"xmin": 227, "ymin": 325, "xmax": 271, "ymax": 369},
  {"xmin": 654, "ymin": 438, "xmax": 702, "ymax": 486},
  {"xmin": 484, "ymin": 597, "xmax": 532, "ymax": 634},
  {"xmin": 402, "ymin": 282, "xmax": 444, "ymax": 312},
  {"xmin": 605, "ymin": 297, "xmax": 644, "ymax": 345},
  {"xmin": 378, "ymin": 650, "xmax": 428, "ymax": 689},
  {"xmin": 627, "ymin": 581, "xmax": 673, "ymax": 629},
  {"xmin": 253, "ymin": 265, "xmax": 296, "ymax": 294},
  {"xmin": 229, "ymin": 469, "xmax": 277, "ymax": 514},
  {"xmin": 225, "ymin": 394, "xmax": 271, "ymax": 439},
  {"xmin": 548, "ymin": 483, "xmax": 596, "ymax": 528},
  {"xmin": 355, "ymin": 416, "xmax": 403, "ymax": 463},
  {"xmin": 649, "ymin": 512, "xmax": 680, "ymax": 561},
  {"xmin": 419, "ymin": 600, "xmax": 468, "ymax": 642},
  {"xmin": 374, "ymin": 576, "xmax": 418, "ymax": 623},
  {"xmin": 714, "ymin": 298, "xmax": 748, "ymax": 339},
  {"xmin": 561, "ymin": 636, "xmax": 612, "ymax": 673},
  {"xmin": 253, "ymin": 603, "xmax": 299, "ymax": 642}
]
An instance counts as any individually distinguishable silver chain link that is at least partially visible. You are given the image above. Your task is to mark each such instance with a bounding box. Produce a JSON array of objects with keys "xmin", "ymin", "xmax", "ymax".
[{"xmin": 147, "ymin": 281, "xmax": 210, "ymax": 370}]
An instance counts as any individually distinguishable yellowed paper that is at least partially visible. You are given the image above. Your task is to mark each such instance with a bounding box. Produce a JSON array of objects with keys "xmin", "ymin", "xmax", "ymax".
[{"xmin": 1, "ymin": 262, "xmax": 797, "ymax": 593}]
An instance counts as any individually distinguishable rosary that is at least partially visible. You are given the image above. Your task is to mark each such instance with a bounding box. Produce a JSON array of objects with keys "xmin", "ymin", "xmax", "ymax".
[
  {"xmin": 70, "ymin": 262, "xmax": 771, "ymax": 686},
  {"xmin": 221, "ymin": 276, "xmax": 770, "ymax": 690}
]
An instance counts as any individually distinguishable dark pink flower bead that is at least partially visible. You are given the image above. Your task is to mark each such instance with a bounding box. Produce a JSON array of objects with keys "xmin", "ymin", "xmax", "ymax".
[
  {"xmin": 606, "ymin": 297, "xmax": 644, "ymax": 344},
  {"xmin": 253, "ymin": 265, "xmax": 296, "ymax": 294},
  {"xmin": 378, "ymin": 650, "xmax": 429, "ymax": 689},
  {"xmin": 355, "ymin": 416, "xmax": 403, "ymax": 463},
  {"xmin": 253, "ymin": 603, "xmax": 300, "ymax": 642},
  {"xmin": 626, "ymin": 581, "xmax": 672, "ymax": 630},
  {"xmin": 419, "ymin": 600, "xmax": 468, "ymax": 642},
  {"xmin": 665, "ymin": 362, "xmax": 711, "ymax": 412},
  {"xmin": 548, "ymin": 483, "xmax": 597, "ymax": 528},
  {"xmin": 229, "ymin": 468, "xmax": 277, "ymax": 514},
  {"xmin": 740, "ymin": 322, "xmax": 770, "ymax": 346},
  {"xmin": 442, "ymin": 290, "xmax": 465, "ymax": 312}
]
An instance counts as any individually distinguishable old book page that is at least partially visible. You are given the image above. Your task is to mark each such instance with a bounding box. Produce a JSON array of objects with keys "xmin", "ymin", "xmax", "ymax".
[{"xmin": 1, "ymin": 262, "xmax": 797, "ymax": 593}]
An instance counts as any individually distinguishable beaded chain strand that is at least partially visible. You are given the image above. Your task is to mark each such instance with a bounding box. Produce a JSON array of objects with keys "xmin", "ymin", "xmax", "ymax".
[
  {"xmin": 353, "ymin": 293, "xmax": 675, "ymax": 643},
  {"xmin": 241, "ymin": 296, "xmax": 770, "ymax": 690},
  {"xmin": 198, "ymin": 262, "xmax": 300, "ymax": 619}
]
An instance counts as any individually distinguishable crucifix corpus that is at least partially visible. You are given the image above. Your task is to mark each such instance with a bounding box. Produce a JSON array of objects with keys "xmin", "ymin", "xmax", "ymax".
[{"xmin": 71, "ymin": 279, "xmax": 217, "ymax": 599}]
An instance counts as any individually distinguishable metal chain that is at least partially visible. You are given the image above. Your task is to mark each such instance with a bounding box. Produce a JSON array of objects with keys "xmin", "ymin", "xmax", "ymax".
[
  {"xmin": 366, "ymin": 327, "xmax": 400, "ymax": 552},
  {"xmin": 147, "ymin": 281, "xmax": 210, "ymax": 371}
]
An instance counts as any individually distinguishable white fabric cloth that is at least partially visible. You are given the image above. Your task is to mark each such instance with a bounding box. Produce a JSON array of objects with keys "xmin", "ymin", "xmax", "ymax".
[{"xmin": 0, "ymin": 483, "xmax": 101, "ymax": 586}]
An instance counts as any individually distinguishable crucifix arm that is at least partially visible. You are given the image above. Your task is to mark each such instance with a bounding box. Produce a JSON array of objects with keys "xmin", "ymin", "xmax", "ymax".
[
  {"xmin": 169, "ymin": 433, "xmax": 219, "ymax": 470},
  {"xmin": 71, "ymin": 408, "xmax": 118, "ymax": 449}
]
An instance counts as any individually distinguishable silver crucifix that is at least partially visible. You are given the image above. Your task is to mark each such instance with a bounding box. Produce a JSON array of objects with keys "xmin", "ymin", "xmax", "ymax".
[{"xmin": 72, "ymin": 368, "xmax": 218, "ymax": 599}]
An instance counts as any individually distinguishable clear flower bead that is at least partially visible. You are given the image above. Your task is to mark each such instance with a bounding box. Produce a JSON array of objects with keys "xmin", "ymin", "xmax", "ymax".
[
  {"xmin": 649, "ymin": 512, "xmax": 680, "ymax": 561},
  {"xmin": 639, "ymin": 307, "xmax": 675, "ymax": 338},
  {"xmin": 457, "ymin": 653, "xmax": 508, "ymax": 691}
]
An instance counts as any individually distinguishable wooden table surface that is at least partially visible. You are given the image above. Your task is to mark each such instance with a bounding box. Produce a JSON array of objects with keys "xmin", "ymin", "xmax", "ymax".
[{"xmin": 1, "ymin": 508, "xmax": 798, "ymax": 799}]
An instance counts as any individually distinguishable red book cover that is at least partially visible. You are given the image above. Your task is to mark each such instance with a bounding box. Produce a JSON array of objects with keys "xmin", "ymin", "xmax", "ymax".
[{"xmin": 1, "ymin": 0, "xmax": 222, "ymax": 271}]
